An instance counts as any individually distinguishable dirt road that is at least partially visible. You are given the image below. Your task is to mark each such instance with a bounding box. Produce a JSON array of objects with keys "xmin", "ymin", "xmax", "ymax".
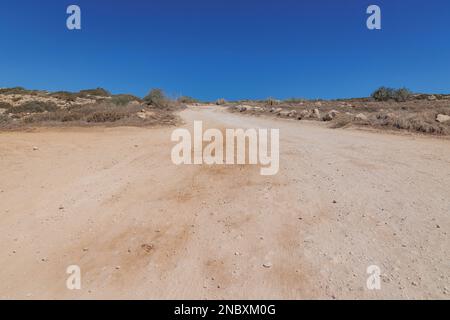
[{"xmin": 0, "ymin": 105, "xmax": 448, "ymax": 299}]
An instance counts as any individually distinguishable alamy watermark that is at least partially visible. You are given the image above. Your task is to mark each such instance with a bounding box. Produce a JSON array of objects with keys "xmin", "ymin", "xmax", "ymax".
[
  {"xmin": 171, "ymin": 121, "xmax": 279, "ymax": 176},
  {"xmin": 367, "ymin": 5, "xmax": 381, "ymax": 30},
  {"xmin": 66, "ymin": 265, "xmax": 81, "ymax": 290},
  {"xmin": 66, "ymin": 5, "xmax": 81, "ymax": 30},
  {"xmin": 366, "ymin": 265, "xmax": 381, "ymax": 290}
]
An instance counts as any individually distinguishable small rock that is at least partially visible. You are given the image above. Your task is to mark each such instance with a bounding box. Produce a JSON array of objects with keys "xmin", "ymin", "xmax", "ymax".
[
  {"xmin": 273, "ymin": 108, "xmax": 283, "ymax": 115},
  {"xmin": 115, "ymin": 266, "xmax": 121, "ymax": 270},
  {"xmin": 279, "ymin": 110, "xmax": 292, "ymax": 117},
  {"xmin": 263, "ymin": 262, "xmax": 272, "ymax": 268},
  {"xmin": 436, "ymin": 114, "xmax": 450, "ymax": 123},
  {"xmin": 33, "ymin": 146, "xmax": 39, "ymax": 151},
  {"xmin": 236, "ymin": 105, "xmax": 248, "ymax": 112},
  {"xmin": 355, "ymin": 113, "xmax": 368, "ymax": 121},
  {"xmin": 323, "ymin": 110, "xmax": 339, "ymax": 121}
]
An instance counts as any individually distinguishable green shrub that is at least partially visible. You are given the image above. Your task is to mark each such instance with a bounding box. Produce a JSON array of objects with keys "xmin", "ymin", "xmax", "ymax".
[
  {"xmin": 144, "ymin": 88, "xmax": 168, "ymax": 108},
  {"xmin": 371, "ymin": 87, "xmax": 395, "ymax": 101},
  {"xmin": 9, "ymin": 101, "xmax": 58, "ymax": 114},
  {"xmin": 78, "ymin": 88, "xmax": 111, "ymax": 97},
  {"xmin": 110, "ymin": 94, "xmax": 141, "ymax": 106},
  {"xmin": 393, "ymin": 88, "xmax": 412, "ymax": 102},
  {"xmin": 371, "ymin": 87, "xmax": 412, "ymax": 102}
]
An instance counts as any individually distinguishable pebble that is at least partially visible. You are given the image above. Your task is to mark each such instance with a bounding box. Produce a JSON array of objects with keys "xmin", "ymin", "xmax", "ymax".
[
  {"xmin": 32, "ymin": 147, "xmax": 39, "ymax": 151},
  {"xmin": 263, "ymin": 262, "xmax": 272, "ymax": 268}
]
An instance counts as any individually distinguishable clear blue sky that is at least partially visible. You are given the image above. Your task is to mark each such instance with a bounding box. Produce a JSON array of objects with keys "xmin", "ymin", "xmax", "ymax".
[{"xmin": 1, "ymin": 0, "xmax": 449, "ymax": 100}]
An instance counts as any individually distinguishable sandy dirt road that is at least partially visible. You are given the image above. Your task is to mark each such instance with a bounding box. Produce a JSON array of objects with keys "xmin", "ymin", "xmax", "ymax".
[{"xmin": 0, "ymin": 105, "xmax": 449, "ymax": 299}]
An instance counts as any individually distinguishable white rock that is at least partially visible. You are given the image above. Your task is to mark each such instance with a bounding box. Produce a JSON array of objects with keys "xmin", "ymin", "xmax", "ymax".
[
  {"xmin": 436, "ymin": 114, "xmax": 450, "ymax": 123},
  {"xmin": 313, "ymin": 108, "xmax": 321, "ymax": 119},
  {"xmin": 355, "ymin": 113, "xmax": 368, "ymax": 121}
]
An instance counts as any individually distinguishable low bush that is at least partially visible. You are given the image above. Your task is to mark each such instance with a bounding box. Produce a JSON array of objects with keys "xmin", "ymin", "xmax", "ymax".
[
  {"xmin": 110, "ymin": 94, "xmax": 141, "ymax": 106},
  {"xmin": 371, "ymin": 87, "xmax": 412, "ymax": 102},
  {"xmin": 144, "ymin": 88, "xmax": 169, "ymax": 108},
  {"xmin": 8, "ymin": 101, "xmax": 58, "ymax": 114},
  {"xmin": 78, "ymin": 88, "xmax": 111, "ymax": 97}
]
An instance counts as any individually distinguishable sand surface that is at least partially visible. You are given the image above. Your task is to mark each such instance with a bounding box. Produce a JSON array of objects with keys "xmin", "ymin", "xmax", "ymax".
[{"xmin": 0, "ymin": 106, "xmax": 448, "ymax": 299}]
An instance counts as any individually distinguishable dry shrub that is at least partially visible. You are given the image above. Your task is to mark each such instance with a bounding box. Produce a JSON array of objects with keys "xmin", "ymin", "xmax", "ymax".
[
  {"xmin": 86, "ymin": 111, "xmax": 126, "ymax": 123},
  {"xmin": 329, "ymin": 114, "xmax": 354, "ymax": 128},
  {"xmin": 216, "ymin": 98, "xmax": 227, "ymax": 105}
]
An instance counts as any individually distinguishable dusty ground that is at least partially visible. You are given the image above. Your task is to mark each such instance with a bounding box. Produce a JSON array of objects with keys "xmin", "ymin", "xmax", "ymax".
[{"xmin": 0, "ymin": 105, "xmax": 448, "ymax": 299}]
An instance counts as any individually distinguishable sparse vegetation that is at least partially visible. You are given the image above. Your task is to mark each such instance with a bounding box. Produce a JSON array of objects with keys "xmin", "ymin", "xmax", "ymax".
[
  {"xmin": 284, "ymin": 98, "xmax": 306, "ymax": 104},
  {"xmin": 178, "ymin": 96, "xmax": 199, "ymax": 104}
]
